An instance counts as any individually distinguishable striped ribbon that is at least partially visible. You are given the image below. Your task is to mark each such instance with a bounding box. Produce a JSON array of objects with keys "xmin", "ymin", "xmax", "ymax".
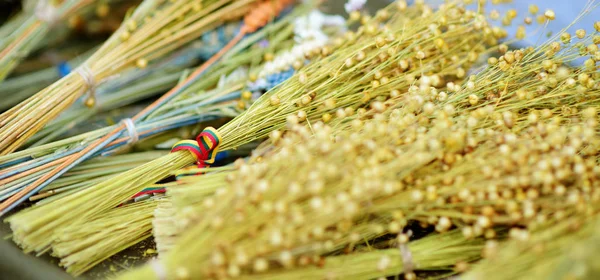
[
  {"xmin": 122, "ymin": 127, "xmax": 222, "ymax": 205},
  {"xmin": 171, "ymin": 127, "xmax": 221, "ymax": 168}
]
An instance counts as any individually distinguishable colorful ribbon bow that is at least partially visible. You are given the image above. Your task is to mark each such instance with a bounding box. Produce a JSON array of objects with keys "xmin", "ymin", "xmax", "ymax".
[{"xmin": 171, "ymin": 127, "xmax": 222, "ymax": 168}]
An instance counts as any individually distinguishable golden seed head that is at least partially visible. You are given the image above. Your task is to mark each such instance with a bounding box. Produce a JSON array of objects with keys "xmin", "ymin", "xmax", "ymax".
[
  {"xmin": 516, "ymin": 26, "xmax": 526, "ymax": 39},
  {"xmin": 84, "ymin": 97, "xmax": 95, "ymax": 108},
  {"xmin": 529, "ymin": 4, "xmax": 539, "ymax": 15},
  {"xmin": 349, "ymin": 11, "xmax": 361, "ymax": 22},
  {"xmin": 297, "ymin": 110, "xmax": 307, "ymax": 121},
  {"xmin": 324, "ymin": 98, "xmax": 336, "ymax": 109},
  {"xmin": 416, "ymin": 51, "xmax": 426, "ymax": 59},
  {"xmin": 264, "ymin": 53, "xmax": 274, "ymax": 61},
  {"xmin": 372, "ymin": 80, "xmax": 380, "ymax": 89},
  {"xmin": 68, "ymin": 15, "xmax": 83, "ymax": 29},
  {"xmin": 120, "ymin": 31, "xmax": 130, "ymax": 41},
  {"xmin": 269, "ymin": 95, "xmax": 281, "ymax": 106},
  {"xmin": 127, "ymin": 20, "xmax": 137, "ymax": 32},
  {"xmin": 490, "ymin": 10, "xmax": 500, "ymax": 20},
  {"xmin": 595, "ymin": 21, "xmax": 600, "ymax": 32},
  {"xmin": 301, "ymin": 94, "xmax": 312, "ymax": 105},
  {"xmin": 241, "ymin": 91, "xmax": 252, "ymax": 100},
  {"xmin": 536, "ymin": 15, "xmax": 546, "ymax": 24},
  {"xmin": 253, "ymin": 258, "xmax": 269, "ymax": 272},
  {"xmin": 561, "ymin": 32, "xmax": 571, "ymax": 44},
  {"xmin": 355, "ymin": 51, "xmax": 366, "ymax": 61},
  {"xmin": 396, "ymin": 0, "xmax": 407, "ymax": 11},
  {"xmin": 576, "ymin": 29, "xmax": 586, "ymax": 39},
  {"xmin": 96, "ymin": 4, "xmax": 109, "ymax": 18},
  {"xmin": 293, "ymin": 60, "xmax": 303, "ymax": 70},
  {"xmin": 249, "ymin": 73, "xmax": 257, "ymax": 82},
  {"xmin": 298, "ymin": 72, "xmax": 308, "ymax": 84},
  {"xmin": 544, "ymin": 10, "xmax": 555, "ymax": 20},
  {"xmin": 136, "ymin": 58, "xmax": 148, "ymax": 69},
  {"xmin": 397, "ymin": 233, "xmax": 409, "ymax": 244},
  {"xmin": 322, "ymin": 113, "xmax": 332, "ymax": 123},
  {"xmin": 524, "ymin": 17, "xmax": 532, "ymax": 25},
  {"xmin": 237, "ymin": 100, "xmax": 245, "ymax": 109}
]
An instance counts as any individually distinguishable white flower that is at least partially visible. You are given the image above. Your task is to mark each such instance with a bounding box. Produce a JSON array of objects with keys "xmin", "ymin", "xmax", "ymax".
[
  {"xmin": 253, "ymin": 10, "xmax": 345, "ymax": 79},
  {"xmin": 344, "ymin": 0, "xmax": 367, "ymax": 13}
]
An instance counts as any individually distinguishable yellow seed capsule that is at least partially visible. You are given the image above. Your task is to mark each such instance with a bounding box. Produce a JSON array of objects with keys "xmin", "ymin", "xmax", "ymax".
[
  {"xmin": 561, "ymin": 32, "xmax": 571, "ymax": 44},
  {"xmin": 507, "ymin": 9, "xmax": 517, "ymax": 19},
  {"xmin": 487, "ymin": 57, "xmax": 498, "ymax": 65},
  {"xmin": 120, "ymin": 31, "xmax": 130, "ymax": 41},
  {"xmin": 237, "ymin": 100, "xmax": 245, "ymax": 109},
  {"xmin": 371, "ymin": 80, "xmax": 380, "ymax": 89},
  {"xmin": 242, "ymin": 91, "xmax": 252, "ymax": 100},
  {"xmin": 136, "ymin": 58, "xmax": 148, "ymax": 69},
  {"xmin": 524, "ymin": 17, "xmax": 532, "ymax": 25},
  {"xmin": 355, "ymin": 51, "xmax": 366, "ymax": 61},
  {"xmin": 127, "ymin": 20, "xmax": 137, "ymax": 32},
  {"xmin": 270, "ymin": 95, "xmax": 280, "ymax": 106},
  {"xmin": 322, "ymin": 113, "xmax": 332, "ymax": 123},
  {"xmin": 529, "ymin": 4, "xmax": 539, "ymax": 15},
  {"xmin": 349, "ymin": 11, "xmax": 361, "ymax": 22},
  {"xmin": 301, "ymin": 94, "xmax": 311, "ymax": 105},
  {"xmin": 263, "ymin": 53, "xmax": 274, "ymax": 62},
  {"xmin": 376, "ymin": 37, "xmax": 386, "ymax": 48},
  {"xmin": 498, "ymin": 44, "xmax": 508, "ymax": 54},
  {"xmin": 490, "ymin": 10, "xmax": 500, "ymax": 20},
  {"xmin": 68, "ymin": 15, "xmax": 83, "ymax": 29},
  {"xmin": 588, "ymin": 44, "xmax": 599, "ymax": 54},
  {"xmin": 84, "ymin": 97, "xmax": 96, "ymax": 108},
  {"xmin": 249, "ymin": 73, "xmax": 258, "ymax": 82},
  {"xmin": 324, "ymin": 98, "xmax": 336, "ymax": 109},
  {"xmin": 292, "ymin": 60, "xmax": 303, "ymax": 70},
  {"xmin": 595, "ymin": 21, "xmax": 600, "ymax": 32},
  {"xmin": 536, "ymin": 15, "xmax": 546, "ymax": 24},
  {"xmin": 544, "ymin": 10, "xmax": 555, "ymax": 20},
  {"xmin": 576, "ymin": 29, "xmax": 586, "ymax": 39},
  {"xmin": 416, "ymin": 51, "xmax": 426, "ymax": 60},
  {"xmin": 298, "ymin": 72, "xmax": 307, "ymax": 84},
  {"xmin": 297, "ymin": 110, "xmax": 307, "ymax": 121},
  {"xmin": 396, "ymin": 0, "xmax": 407, "ymax": 11},
  {"xmin": 516, "ymin": 26, "xmax": 526, "ymax": 40},
  {"xmin": 344, "ymin": 58, "xmax": 354, "ymax": 68},
  {"xmin": 96, "ymin": 3, "xmax": 109, "ymax": 18}
]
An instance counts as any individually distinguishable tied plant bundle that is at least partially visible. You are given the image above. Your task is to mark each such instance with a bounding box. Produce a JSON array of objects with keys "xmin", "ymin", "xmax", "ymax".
[
  {"xmin": 118, "ymin": 100, "xmax": 498, "ymax": 279},
  {"xmin": 145, "ymin": 5, "xmax": 600, "ymax": 280},
  {"xmin": 0, "ymin": 0, "xmax": 298, "ymax": 215},
  {"xmin": 6, "ymin": 0, "xmax": 503, "ymax": 259},
  {"xmin": 18, "ymin": 8, "xmax": 346, "ymax": 274},
  {"xmin": 0, "ymin": 0, "xmax": 98, "ymax": 82},
  {"xmin": 25, "ymin": 21, "xmax": 242, "ymax": 146},
  {"xmin": 0, "ymin": 5, "xmax": 326, "ymax": 208},
  {"xmin": 0, "ymin": 0, "xmax": 263, "ymax": 155}
]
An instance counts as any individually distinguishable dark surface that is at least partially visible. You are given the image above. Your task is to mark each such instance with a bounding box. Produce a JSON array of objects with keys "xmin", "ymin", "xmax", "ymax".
[{"xmin": 0, "ymin": 240, "xmax": 70, "ymax": 280}]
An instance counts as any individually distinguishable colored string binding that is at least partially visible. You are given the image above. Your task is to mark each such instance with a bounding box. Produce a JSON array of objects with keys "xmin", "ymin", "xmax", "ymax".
[
  {"xmin": 74, "ymin": 64, "xmax": 96, "ymax": 105},
  {"xmin": 150, "ymin": 258, "xmax": 167, "ymax": 280},
  {"xmin": 121, "ymin": 118, "xmax": 139, "ymax": 144},
  {"xmin": 35, "ymin": 0, "xmax": 59, "ymax": 24},
  {"xmin": 399, "ymin": 230, "xmax": 415, "ymax": 276},
  {"xmin": 171, "ymin": 127, "xmax": 221, "ymax": 168}
]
